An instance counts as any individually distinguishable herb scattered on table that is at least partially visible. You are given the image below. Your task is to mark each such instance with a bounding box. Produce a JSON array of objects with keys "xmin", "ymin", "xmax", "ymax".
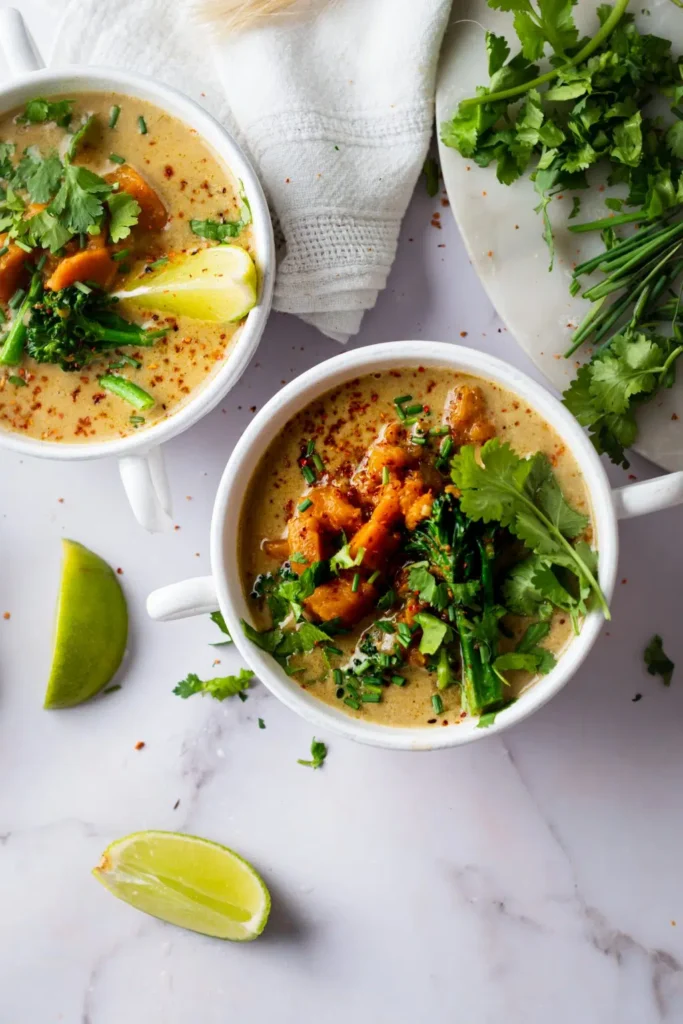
[
  {"xmin": 423, "ymin": 155, "xmax": 440, "ymax": 197},
  {"xmin": 644, "ymin": 634, "xmax": 674, "ymax": 686},
  {"xmin": 210, "ymin": 610, "xmax": 233, "ymax": 646},
  {"xmin": 173, "ymin": 668, "xmax": 254, "ymax": 701},
  {"xmin": 297, "ymin": 737, "xmax": 328, "ymax": 769}
]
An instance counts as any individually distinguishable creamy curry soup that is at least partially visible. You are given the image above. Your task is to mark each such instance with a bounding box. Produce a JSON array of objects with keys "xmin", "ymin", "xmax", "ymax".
[
  {"xmin": 0, "ymin": 92, "xmax": 256, "ymax": 441},
  {"xmin": 240, "ymin": 368, "xmax": 600, "ymax": 729}
]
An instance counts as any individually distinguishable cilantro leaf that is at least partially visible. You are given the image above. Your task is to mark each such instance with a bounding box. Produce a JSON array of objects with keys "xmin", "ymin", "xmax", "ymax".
[
  {"xmin": 49, "ymin": 163, "xmax": 112, "ymax": 235},
  {"xmin": 107, "ymin": 191, "xmax": 140, "ymax": 243},
  {"xmin": 413, "ymin": 611, "xmax": 451, "ymax": 655},
  {"xmin": 190, "ymin": 217, "xmax": 246, "ymax": 242},
  {"xmin": 495, "ymin": 620, "xmax": 557, "ymax": 676},
  {"xmin": 67, "ymin": 115, "xmax": 97, "ymax": 162},
  {"xmin": 476, "ymin": 698, "xmax": 517, "ymax": 729},
  {"xmin": 173, "ymin": 667, "xmax": 253, "ymax": 701},
  {"xmin": 23, "ymin": 209, "xmax": 71, "ymax": 253},
  {"xmin": 644, "ymin": 634, "xmax": 674, "ymax": 686},
  {"xmin": 503, "ymin": 555, "xmax": 553, "ymax": 618},
  {"xmin": 18, "ymin": 97, "xmax": 74, "ymax": 128},
  {"xmin": 486, "ymin": 31, "xmax": 510, "ymax": 75},
  {"xmin": 329, "ymin": 542, "xmax": 364, "ymax": 574},
  {"xmin": 666, "ymin": 120, "xmax": 683, "ymax": 161},
  {"xmin": 241, "ymin": 619, "xmax": 284, "ymax": 653},
  {"xmin": 298, "ymin": 737, "xmax": 328, "ymax": 769},
  {"xmin": 13, "ymin": 147, "xmax": 63, "ymax": 204},
  {"xmin": 210, "ymin": 610, "xmax": 232, "ymax": 638},
  {"xmin": 0, "ymin": 141, "xmax": 15, "ymax": 180}
]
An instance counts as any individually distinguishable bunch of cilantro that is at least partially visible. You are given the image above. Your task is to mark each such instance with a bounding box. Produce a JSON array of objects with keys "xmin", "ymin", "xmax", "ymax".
[
  {"xmin": 0, "ymin": 99, "xmax": 140, "ymax": 254},
  {"xmin": 441, "ymin": 1, "xmax": 683, "ymax": 268}
]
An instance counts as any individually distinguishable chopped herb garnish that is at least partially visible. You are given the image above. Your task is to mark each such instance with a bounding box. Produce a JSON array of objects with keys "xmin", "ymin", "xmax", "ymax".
[
  {"xmin": 14, "ymin": 240, "xmax": 32, "ymax": 253},
  {"xmin": 258, "ymin": 718, "xmax": 266, "ymax": 729},
  {"xmin": 301, "ymin": 465, "xmax": 316, "ymax": 485},
  {"xmin": 297, "ymin": 737, "xmax": 327, "ymax": 769},
  {"xmin": 312, "ymin": 452, "xmax": 325, "ymax": 473},
  {"xmin": 431, "ymin": 694, "xmax": 444, "ymax": 714},
  {"xmin": 99, "ymin": 374, "xmax": 155, "ymax": 410},
  {"xmin": 129, "ymin": 415, "xmax": 145, "ymax": 426},
  {"xmin": 0, "ymin": 245, "xmax": 8, "ymax": 257},
  {"xmin": 362, "ymin": 692, "xmax": 381, "ymax": 703},
  {"xmin": 7, "ymin": 375, "xmax": 26, "ymax": 387},
  {"xmin": 382, "ymin": 466, "xmax": 390, "ymax": 485},
  {"xmin": 404, "ymin": 403, "xmax": 424, "ymax": 416},
  {"xmin": 351, "ymin": 573, "xmax": 360, "ymax": 593},
  {"xmin": 148, "ymin": 256, "xmax": 169, "ymax": 270},
  {"xmin": 391, "ymin": 675, "xmax": 406, "ymax": 686},
  {"xmin": 394, "ymin": 394, "xmax": 412, "ymax": 405},
  {"xmin": 112, "ymin": 248, "xmax": 130, "ymax": 262},
  {"xmin": 644, "ymin": 634, "xmax": 674, "ymax": 686},
  {"xmin": 108, "ymin": 104, "xmax": 121, "ymax": 129},
  {"xmin": 343, "ymin": 697, "xmax": 360, "ymax": 710},
  {"xmin": 137, "ymin": 115, "xmax": 148, "ymax": 135},
  {"xmin": 368, "ymin": 570, "xmax": 380, "ymax": 585},
  {"xmin": 109, "ymin": 152, "xmax": 126, "ymax": 164},
  {"xmin": 74, "ymin": 281, "xmax": 92, "ymax": 295},
  {"xmin": 298, "ymin": 497, "xmax": 313, "ymax": 513},
  {"xmin": 8, "ymin": 288, "xmax": 25, "ymax": 309}
]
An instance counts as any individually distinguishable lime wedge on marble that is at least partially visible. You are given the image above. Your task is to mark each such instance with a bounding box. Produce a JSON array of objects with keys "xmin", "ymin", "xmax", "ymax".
[
  {"xmin": 93, "ymin": 831, "xmax": 271, "ymax": 941},
  {"xmin": 43, "ymin": 539, "xmax": 127, "ymax": 709},
  {"xmin": 116, "ymin": 245, "xmax": 257, "ymax": 322}
]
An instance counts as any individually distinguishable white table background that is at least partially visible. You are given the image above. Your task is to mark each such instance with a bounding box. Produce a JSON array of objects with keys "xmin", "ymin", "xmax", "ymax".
[{"xmin": 1, "ymin": 4, "xmax": 683, "ymax": 1023}]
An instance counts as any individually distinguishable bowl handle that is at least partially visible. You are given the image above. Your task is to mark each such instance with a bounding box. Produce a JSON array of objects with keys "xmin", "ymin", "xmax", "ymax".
[
  {"xmin": 119, "ymin": 446, "xmax": 172, "ymax": 533},
  {"xmin": 147, "ymin": 577, "xmax": 219, "ymax": 621},
  {"xmin": 612, "ymin": 471, "xmax": 683, "ymax": 520},
  {"xmin": 0, "ymin": 9, "xmax": 45, "ymax": 75}
]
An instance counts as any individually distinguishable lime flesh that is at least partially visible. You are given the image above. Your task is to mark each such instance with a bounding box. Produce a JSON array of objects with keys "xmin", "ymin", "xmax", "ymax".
[
  {"xmin": 93, "ymin": 831, "xmax": 271, "ymax": 941},
  {"xmin": 116, "ymin": 245, "xmax": 258, "ymax": 322},
  {"xmin": 43, "ymin": 539, "xmax": 128, "ymax": 709}
]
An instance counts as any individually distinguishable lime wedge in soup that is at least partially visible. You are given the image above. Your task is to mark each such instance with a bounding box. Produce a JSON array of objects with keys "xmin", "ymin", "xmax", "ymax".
[
  {"xmin": 93, "ymin": 830, "xmax": 271, "ymax": 941},
  {"xmin": 44, "ymin": 539, "xmax": 127, "ymax": 709},
  {"xmin": 116, "ymin": 245, "xmax": 258, "ymax": 322}
]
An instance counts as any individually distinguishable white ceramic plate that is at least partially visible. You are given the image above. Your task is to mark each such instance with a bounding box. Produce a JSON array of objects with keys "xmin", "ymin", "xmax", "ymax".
[{"xmin": 436, "ymin": 0, "xmax": 683, "ymax": 470}]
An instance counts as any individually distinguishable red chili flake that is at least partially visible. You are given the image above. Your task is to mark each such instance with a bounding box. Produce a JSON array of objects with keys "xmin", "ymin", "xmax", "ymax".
[
  {"xmin": 621, "ymin": 578, "xmax": 627, "ymax": 585},
  {"xmin": 164, "ymin": 165, "xmax": 174, "ymax": 178},
  {"xmin": 460, "ymin": 331, "xmax": 468, "ymax": 338},
  {"xmin": 174, "ymin": 525, "xmax": 181, "ymax": 531},
  {"xmin": 672, "ymin": 413, "xmax": 679, "ymax": 421},
  {"xmin": 628, "ymin": 474, "xmax": 637, "ymax": 481},
  {"xmin": 3, "ymin": 612, "xmax": 10, "ymax": 620},
  {"xmin": 134, "ymin": 741, "xmax": 145, "ymax": 750},
  {"xmin": 116, "ymin": 568, "xmax": 123, "ymax": 575}
]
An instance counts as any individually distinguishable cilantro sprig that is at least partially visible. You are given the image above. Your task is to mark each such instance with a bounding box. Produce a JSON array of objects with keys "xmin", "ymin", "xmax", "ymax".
[
  {"xmin": 173, "ymin": 667, "xmax": 254, "ymax": 701},
  {"xmin": 451, "ymin": 439, "xmax": 608, "ymax": 618},
  {"xmin": 644, "ymin": 634, "xmax": 674, "ymax": 686},
  {"xmin": 297, "ymin": 737, "xmax": 328, "ymax": 769}
]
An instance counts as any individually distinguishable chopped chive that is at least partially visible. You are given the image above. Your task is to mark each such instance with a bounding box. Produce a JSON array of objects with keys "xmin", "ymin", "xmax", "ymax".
[
  {"xmin": 382, "ymin": 466, "xmax": 390, "ymax": 485},
  {"xmin": 379, "ymin": 653, "xmax": 390, "ymax": 668},
  {"xmin": 7, "ymin": 375, "xmax": 26, "ymax": 387},
  {"xmin": 129, "ymin": 415, "xmax": 146, "ymax": 426},
  {"xmin": 428, "ymin": 425, "xmax": 450, "ymax": 436},
  {"xmin": 14, "ymin": 240, "xmax": 31, "ymax": 253},
  {"xmin": 112, "ymin": 249, "xmax": 130, "ymax": 262},
  {"xmin": 305, "ymin": 438, "xmax": 315, "ymax": 456},
  {"xmin": 148, "ymin": 256, "xmax": 169, "ymax": 270},
  {"xmin": 395, "ymin": 403, "xmax": 406, "ymax": 421},
  {"xmin": 391, "ymin": 675, "xmax": 406, "ymax": 686},
  {"xmin": 109, "ymin": 152, "xmax": 125, "ymax": 164},
  {"xmin": 333, "ymin": 669, "xmax": 343, "ymax": 687},
  {"xmin": 301, "ymin": 465, "xmax": 316, "ymax": 485},
  {"xmin": 137, "ymin": 115, "xmax": 148, "ymax": 135},
  {"xmin": 431, "ymin": 694, "xmax": 444, "ymax": 714},
  {"xmin": 0, "ymin": 308, "xmax": 5, "ymax": 323},
  {"xmin": 115, "ymin": 354, "xmax": 142, "ymax": 368},
  {"xmin": 312, "ymin": 452, "xmax": 325, "ymax": 473},
  {"xmin": 353, "ymin": 659, "xmax": 371, "ymax": 676},
  {"xmin": 363, "ymin": 683, "xmax": 383, "ymax": 694},
  {"xmin": 79, "ymin": 233, "xmax": 86, "ymax": 249},
  {"xmin": 412, "ymin": 435, "xmax": 427, "ymax": 446},
  {"xmin": 351, "ymin": 573, "xmax": 360, "ymax": 593},
  {"xmin": 394, "ymin": 394, "xmax": 412, "ymax": 405},
  {"xmin": 376, "ymin": 620, "xmax": 395, "ymax": 634},
  {"xmin": 8, "ymin": 288, "xmax": 25, "ymax": 309},
  {"xmin": 344, "ymin": 698, "xmax": 360, "ymax": 710},
  {"xmin": 74, "ymin": 281, "xmax": 92, "ymax": 295},
  {"xmin": 404, "ymin": 417, "xmax": 419, "ymax": 426},
  {"xmin": 298, "ymin": 497, "xmax": 313, "ymax": 512},
  {"xmin": 404, "ymin": 403, "xmax": 424, "ymax": 416},
  {"xmin": 36, "ymin": 254, "xmax": 46, "ymax": 271},
  {"xmin": 0, "ymin": 245, "xmax": 8, "ymax": 257},
  {"xmin": 109, "ymin": 104, "xmax": 121, "ymax": 128},
  {"xmin": 325, "ymin": 645, "xmax": 343, "ymax": 656},
  {"xmin": 362, "ymin": 692, "xmax": 381, "ymax": 703},
  {"xmin": 345, "ymin": 683, "xmax": 360, "ymax": 699},
  {"xmin": 439, "ymin": 436, "xmax": 454, "ymax": 458}
]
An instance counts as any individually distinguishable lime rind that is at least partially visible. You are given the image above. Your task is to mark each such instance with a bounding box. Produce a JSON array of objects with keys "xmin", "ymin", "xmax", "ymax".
[{"xmin": 93, "ymin": 830, "xmax": 271, "ymax": 942}]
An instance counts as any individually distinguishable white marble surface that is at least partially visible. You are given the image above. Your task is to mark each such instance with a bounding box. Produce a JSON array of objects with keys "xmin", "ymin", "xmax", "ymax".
[{"xmin": 1, "ymin": 4, "xmax": 683, "ymax": 1022}]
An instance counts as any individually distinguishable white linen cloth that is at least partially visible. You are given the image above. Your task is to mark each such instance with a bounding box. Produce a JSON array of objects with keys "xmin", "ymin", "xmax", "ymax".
[{"xmin": 51, "ymin": 0, "xmax": 451, "ymax": 342}]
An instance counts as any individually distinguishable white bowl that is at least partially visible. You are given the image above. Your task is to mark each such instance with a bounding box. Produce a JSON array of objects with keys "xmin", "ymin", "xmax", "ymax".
[
  {"xmin": 147, "ymin": 341, "xmax": 683, "ymax": 750},
  {"xmin": 0, "ymin": 9, "xmax": 275, "ymax": 531}
]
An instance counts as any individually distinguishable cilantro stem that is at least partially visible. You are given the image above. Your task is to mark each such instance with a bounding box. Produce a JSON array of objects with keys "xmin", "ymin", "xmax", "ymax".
[
  {"xmin": 459, "ymin": 0, "xmax": 631, "ymax": 109},
  {"xmin": 0, "ymin": 272, "xmax": 42, "ymax": 366},
  {"xmin": 569, "ymin": 211, "xmax": 647, "ymax": 234}
]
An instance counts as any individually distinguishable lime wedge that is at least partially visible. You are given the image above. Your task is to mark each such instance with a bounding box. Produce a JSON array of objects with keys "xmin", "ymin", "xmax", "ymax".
[
  {"xmin": 116, "ymin": 245, "xmax": 258, "ymax": 322},
  {"xmin": 93, "ymin": 831, "xmax": 271, "ymax": 941},
  {"xmin": 44, "ymin": 539, "xmax": 127, "ymax": 709}
]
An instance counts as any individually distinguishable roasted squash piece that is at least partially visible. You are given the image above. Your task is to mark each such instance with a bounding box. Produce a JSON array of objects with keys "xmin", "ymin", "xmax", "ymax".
[
  {"xmin": 349, "ymin": 485, "xmax": 403, "ymax": 570},
  {"xmin": 105, "ymin": 164, "xmax": 168, "ymax": 233},
  {"xmin": 305, "ymin": 575, "xmax": 377, "ymax": 628},
  {"xmin": 0, "ymin": 239, "xmax": 32, "ymax": 303},
  {"xmin": 45, "ymin": 248, "xmax": 117, "ymax": 291},
  {"xmin": 287, "ymin": 485, "xmax": 362, "ymax": 572},
  {"xmin": 447, "ymin": 385, "xmax": 496, "ymax": 447}
]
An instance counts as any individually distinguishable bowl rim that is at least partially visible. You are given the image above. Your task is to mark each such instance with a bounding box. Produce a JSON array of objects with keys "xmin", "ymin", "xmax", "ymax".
[
  {"xmin": 209, "ymin": 340, "xmax": 619, "ymax": 751},
  {"xmin": 0, "ymin": 65, "xmax": 275, "ymax": 460}
]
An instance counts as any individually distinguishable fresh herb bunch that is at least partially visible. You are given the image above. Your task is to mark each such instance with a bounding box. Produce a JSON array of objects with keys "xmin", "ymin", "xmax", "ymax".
[
  {"xmin": 441, "ymin": 2, "xmax": 683, "ymax": 268},
  {"xmin": 25, "ymin": 285, "xmax": 165, "ymax": 370}
]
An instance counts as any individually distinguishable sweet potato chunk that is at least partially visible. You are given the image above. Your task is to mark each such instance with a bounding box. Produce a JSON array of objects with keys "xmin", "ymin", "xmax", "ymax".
[
  {"xmin": 105, "ymin": 165, "xmax": 168, "ymax": 233},
  {"xmin": 305, "ymin": 576, "xmax": 377, "ymax": 628},
  {"xmin": 45, "ymin": 248, "xmax": 117, "ymax": 291},
  {"xmin": 263, "ymin": 539, "xmax": 290, "ymax": 561},
  {"xmin": 349, "ymin": 485, "xmax": 403, "ymax": 570},
  {"xmin": 398, "ymin": 470, "xmax": 434, "ymax": 531},
  {"xmin": 287, "ymin": 485, "xmax": 362, "ymax": 572},
  {"xmin": 0, "ymin": 239, "xmax": 32, "ymax": 303},
  {"xmin": 447, "ymin": 385, "xmax": 496, "ymax": 447}
]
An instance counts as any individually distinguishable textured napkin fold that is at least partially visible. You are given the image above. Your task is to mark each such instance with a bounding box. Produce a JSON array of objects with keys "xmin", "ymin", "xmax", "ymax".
[{"xmin": 51, "ymin": 0, "xmax": 451, "ymax": 342}]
